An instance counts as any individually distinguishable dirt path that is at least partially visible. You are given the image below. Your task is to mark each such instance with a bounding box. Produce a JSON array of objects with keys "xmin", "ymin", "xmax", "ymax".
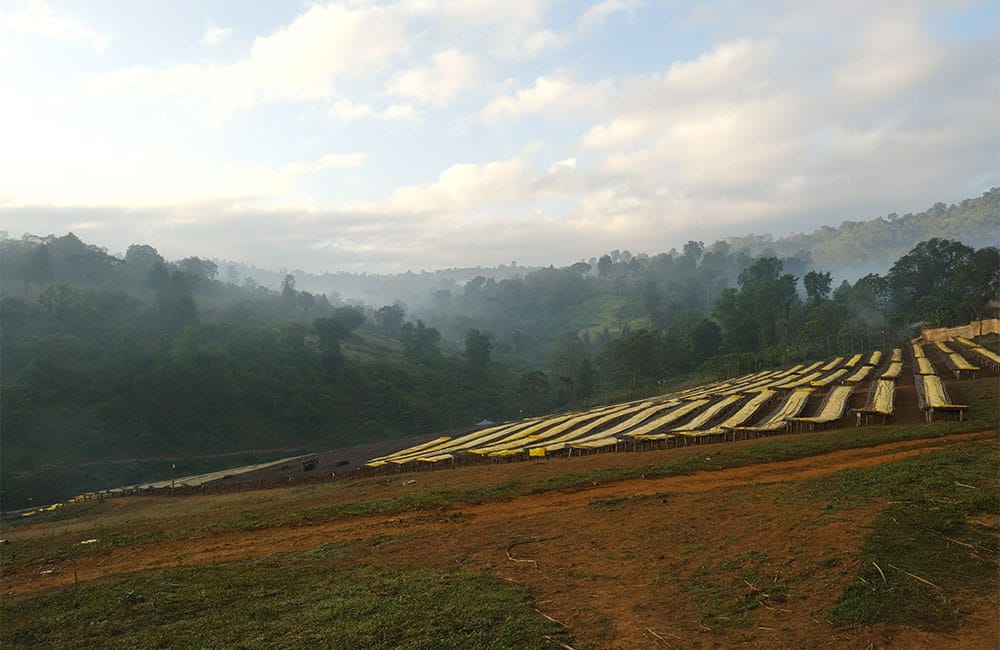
[{"xmin": 4, "ymin": 429, "xmax": 996, "ymax": 649}]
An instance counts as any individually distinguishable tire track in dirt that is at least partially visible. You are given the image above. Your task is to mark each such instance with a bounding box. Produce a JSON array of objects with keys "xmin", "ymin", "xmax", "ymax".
[{"xmin": 4, "ymin": 429, "xmax": 995, "ymax": 599}]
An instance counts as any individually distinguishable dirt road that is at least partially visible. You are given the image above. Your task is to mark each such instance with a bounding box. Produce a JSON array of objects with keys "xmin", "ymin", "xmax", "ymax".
[{"xmin": 4, "ymin": 429, "xmax": 996, "ymax": 649}]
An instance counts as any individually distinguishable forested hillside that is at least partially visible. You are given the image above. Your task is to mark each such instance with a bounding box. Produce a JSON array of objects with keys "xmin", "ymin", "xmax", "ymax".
[
  {"xmin": 724, "ymin": 187, "xmax": 998, "ymax": 275},
  {"xmin": 212, "ymin": 189, "xmax": 998, "ymax": 307},
  {"xmin": 1, "ymin": 192, "xmax": 997, "ymax": 508}
]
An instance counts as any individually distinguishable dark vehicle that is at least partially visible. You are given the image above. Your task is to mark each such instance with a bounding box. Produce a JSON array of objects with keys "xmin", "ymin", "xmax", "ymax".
[{"xmin": 302, "ymin": 459, "xmax": 319, "ymax": 471}]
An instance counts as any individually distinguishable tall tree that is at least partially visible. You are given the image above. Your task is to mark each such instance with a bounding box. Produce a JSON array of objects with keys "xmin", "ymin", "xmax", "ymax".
[
  {"xmin": 803, "ymin": 270, "xmax": 832, "ymax": 305},
  {"xmin": 159, "ymin": 271, "xmax": 198, "ymax": 331},
  {"xmin": 464, "ymin": 328, "xmax": 492, "ymax": 370},
  {"xmin": 517, "ymin": 370, "xmax": 550, "ymax": 416},
  {"xmin": 375, "ymin": 303, "xmax": 406, "ymax": 338}
]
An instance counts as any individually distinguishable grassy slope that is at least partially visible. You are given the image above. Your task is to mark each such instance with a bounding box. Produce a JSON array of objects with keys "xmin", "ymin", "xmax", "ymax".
[
  {"xmin": 1, "ymin": 380, "xmax": 996, "ymax": 647},
  {"xmin": 0, "ymin": 546, "xmax": 567, "ymax": 649}
]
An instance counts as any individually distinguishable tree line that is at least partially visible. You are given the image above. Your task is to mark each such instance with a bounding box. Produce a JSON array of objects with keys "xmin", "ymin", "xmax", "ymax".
[{"xmin": 1, "ymin": 226, "xmax": 996, "ymax": 508}]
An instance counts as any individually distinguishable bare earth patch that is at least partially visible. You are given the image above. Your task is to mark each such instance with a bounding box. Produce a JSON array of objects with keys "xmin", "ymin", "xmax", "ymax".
[{"xmin": 3, "ymin": 430, "xmax": 997, "ymax": 649}]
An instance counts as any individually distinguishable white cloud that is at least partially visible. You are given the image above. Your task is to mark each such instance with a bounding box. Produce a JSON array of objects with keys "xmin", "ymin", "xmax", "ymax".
[
  {"xmin": 383, "ymin": 103, "xmax": 419, "ymax": 121},
  {"xmin": 386, "ymin": 49, "xmax": 480, "ymax": 106},
  {"xmin": 581, "ymin": 117, "xmax": 648, "ymax": 149},
  {"xmin": 329, "ymin": 98, "xmax": 375, "ymax": 122},
  {"xmin": 482, "ymin": 74, "xmax": 612, "ymax": 122},
  {"xmin": 3, "ymin": 1, "xmax": 996, "ymax": 275},
  {"xmin": 202, "ymin": 22, "xmax": 232, "ymax": 47},
  {"xmin": 578, "ymin": 0, "xmax": 639, "ymax": 31},
  {"xmin": 385, "ymin": 158, "xmax": 536, "ymax": 215},
  {"xmin": 0, "ymin": 0, "xmax": 108, "ymax": 53},
  {"xmin": 0, "ymin": 120, "xmax": 365, "ymax": 208},
  {"xmin": 92, "ymin": 3, "xmax": 411, "ymax": 124}
]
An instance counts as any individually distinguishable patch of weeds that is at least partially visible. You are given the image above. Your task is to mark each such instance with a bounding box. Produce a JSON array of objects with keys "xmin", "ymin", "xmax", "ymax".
[
  {"xmin": 1, "ymin": 552, "xmax": 570, "ymax": 650},
  {"xmin": 589, "ymin": 615, "xmax": 616, "ymax": 646},
  {"xmin": 829, "ymin": 439, "xmax": 1000, "ymax": 631},
  {"xmin": 589, "ymin": 496, "xmax": 627, "ymax": 511},
  {"xmin": 589, "ymin": 492, "xmax": 673, "ymax": 511},
  {"xmin": 692, "ymin": 549, "xmax": 790, "ymax": 631}
]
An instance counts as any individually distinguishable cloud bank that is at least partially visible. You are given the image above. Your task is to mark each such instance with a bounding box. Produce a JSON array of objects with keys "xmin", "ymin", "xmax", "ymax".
[{"xmin": 0, "ymin": 1, "xmax": 996, "ymax": 272}]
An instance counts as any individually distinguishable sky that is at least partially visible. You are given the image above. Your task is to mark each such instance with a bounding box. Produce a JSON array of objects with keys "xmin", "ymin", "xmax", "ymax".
[{"xmin": 0, "ymin": 1, "xmax": 997, "ymax": 273}]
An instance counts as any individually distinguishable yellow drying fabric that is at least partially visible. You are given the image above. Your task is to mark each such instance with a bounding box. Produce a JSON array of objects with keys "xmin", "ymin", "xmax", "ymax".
[
  {"xmin": 624, "ymin": 399, "xmax": 711, "ymax": 438},
  {"xmin": 791, "ymin": 385, "xmax": 853, "ymax": 423},
  {"xmin": 867, "ymin": 350, "xmax": 883, "ymax": 366},
  {"xmin": 845, "ymin": 365, "xmax": 873, "ymax": 384},
  {"xmin": 844, "ymin": 353, "xmax": 863, "ymax": 368},
  {"xmin": 949, "ymin": 353, "xmax": 979, "ymax": 371},
  {"xmin": 811, "ymin": 368, "xmax": 848, "ymax": 387},
  {"xmin": 820, "ymin": 356, "xmax": 844, "ymax": 371},
  {"xmin": 935, "ymin": 341, "xmax": 954, "ymax": 354},
  {"xmin": 975, "ymin": 347, "xmax": 1000, "ymax": 364},
  {"xmin": 729, "ymin": 389, "xmax": 814, "ymax": 432},
  {"xmin": 772, "ymin": 371, "xmax": 823, "ymax": 389},
  {"xmin": 772, "ymin": 363, "xmax": 806, "ymax": 378},
  {"xmin": 870, "ymin": 379, "xmax": 895, "ymax": 414},
  {"xmin": 686, "ymin": 390, "xmax": 776, "ymax": 435},
  {"xmin": 921, "ymin": 375, "xmax": 968, "ymax": 409},
  {"xmin": 474, "ymin": 403, "xmax": 628, "ymax": 455},
  {"xmin": 575, "ymin": 400, "xmax": 681, "ymax": 440},
  {"xmin": 570, "ymin": 437, "xmax": 619, "ymax": 450},
  {"xmin": 526, "ymin": 401, "xmax": 655, "ymax": 449},
  {"xmin": 372, "ymin": 418, "xmax": 544, "ymax": 465},
  {"xmin": 890, "ymin": 348, "xmax": 903, "ymax": 362},
  {"xmin": 912, "ymin": 343, "xmax": 925, "ymax": 359},
  {"xmin": 881, "ymin": 361, "xmax": 903, "ymax": 379},
  {"xmin": 671, "ymin": 395, "xmax": 743, "ymax": 432},
  {"xmin": 916, "ymin": 357, "xmax": 936, "ymax": 375},
  {"xmin": 369, "ymin": 436, "xmax": 452, "ymax": 462},
  {"xmin": 415, "ymin": 454, "xmax": 454, "ymax": 463}
]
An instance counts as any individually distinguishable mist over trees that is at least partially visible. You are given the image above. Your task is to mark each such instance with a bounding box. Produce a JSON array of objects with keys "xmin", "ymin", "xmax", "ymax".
[{"xmin": 1, "ymin": 189, "xmax": 997, "ymax": 508}]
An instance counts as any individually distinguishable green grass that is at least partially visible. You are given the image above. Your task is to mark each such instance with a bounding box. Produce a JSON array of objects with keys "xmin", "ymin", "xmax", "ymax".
[
  {"xmin": 5, "ymin": 379, "xmax": 995, "ymax": 575},
  {"xmin": 0, "ymin": 544, "xmax": 569, "ymax": 650},
  {"xmin": 825, "ymin": 439, "xmax": 999, "ymax": 630},
  {"xmin": 588, "ymin": 492, "xmax": 672, "ymax": 511},
  {"xmin": 689, "ymin": 548, "xmax": 789, "ymax": 630}
]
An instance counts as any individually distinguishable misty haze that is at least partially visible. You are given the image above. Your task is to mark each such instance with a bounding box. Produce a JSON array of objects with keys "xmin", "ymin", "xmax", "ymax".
[{"xmin": 2, "ymin": 2, "xmax": 998, "ymax": 649}]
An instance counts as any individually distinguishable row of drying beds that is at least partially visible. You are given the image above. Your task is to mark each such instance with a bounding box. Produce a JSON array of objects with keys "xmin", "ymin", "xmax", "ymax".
[
  {"xmin": 363, "ymin": 351, "xmax": 893, "ymax": 471},
  {"xmin": 911, "ymin": 342, "xmax": 972, "ymax": 422},
  {"xmin": 953, "ymin": 337, "xmax": 999, "ymax": 373}
]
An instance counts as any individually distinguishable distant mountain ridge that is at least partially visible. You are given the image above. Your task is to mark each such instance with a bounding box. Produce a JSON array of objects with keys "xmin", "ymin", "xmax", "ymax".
[
  {"xmin": 213, "ymin": 188, "xmax": 997, "ymax": 306},
  {"xmin": 723, "ymin": 188, "xmax": 998, "ymax": 278}
]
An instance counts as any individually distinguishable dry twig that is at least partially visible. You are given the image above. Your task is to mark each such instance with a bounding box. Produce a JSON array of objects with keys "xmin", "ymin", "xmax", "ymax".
[
  {"xmin": 646, "ymin": 628, "xmax": 671, "ymax": 646},
  {"xmin": 887, "ymin": 563, "xmax": 941, "ymax": 590},
  {"xmin": 871, "ymin": 561, "xmax": 886, "ymax": 583},
  {"xmin": 534, "ymin": 609, "xmax": 570, "ymax": 628},
  {"xmin": 543, "ymin": 635, "xmax": 577, "ymax": 650},
  {"xmin": 942, "ymin": 536, "xmax": 976, "ymax": 549},
  {"xmin": 506, "ymin": 539, "xmax": 541, "ymax": 568}
]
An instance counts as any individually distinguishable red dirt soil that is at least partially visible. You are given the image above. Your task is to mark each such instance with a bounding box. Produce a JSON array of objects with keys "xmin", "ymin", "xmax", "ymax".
[{"xmin": 4, "ymin": 429, "xmax": 998, "ymax": 649}]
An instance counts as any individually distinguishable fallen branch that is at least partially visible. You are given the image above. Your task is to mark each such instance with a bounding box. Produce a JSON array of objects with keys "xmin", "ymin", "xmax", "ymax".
[
  {"xmin": 942, "ymin": 536, "xmax": 976, "ymax": 550},
  {"xmin": 887, "ymin": 564, "xmax": 941, "ymax": 590},
  {"xmin": 871, "ymin": 561, "xmax": 886, "ymax": 584},
  {"xmin": 954, "ymin": 481, "xmax": 976, "ymax": 489},
  {"xmin": 534, "ymin": 608, "xmax": 570, "ymax": 628},
  {"xmin": 646, "ymin": 628, "xmax": 670, "ymax": 646},
  {"xmin": 543, "ymin": 635, "xmax": 577, "ymax": 650},
  {"xmin": 506, "ymin": 539, "xmax": 541, "ymax": 568}
]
